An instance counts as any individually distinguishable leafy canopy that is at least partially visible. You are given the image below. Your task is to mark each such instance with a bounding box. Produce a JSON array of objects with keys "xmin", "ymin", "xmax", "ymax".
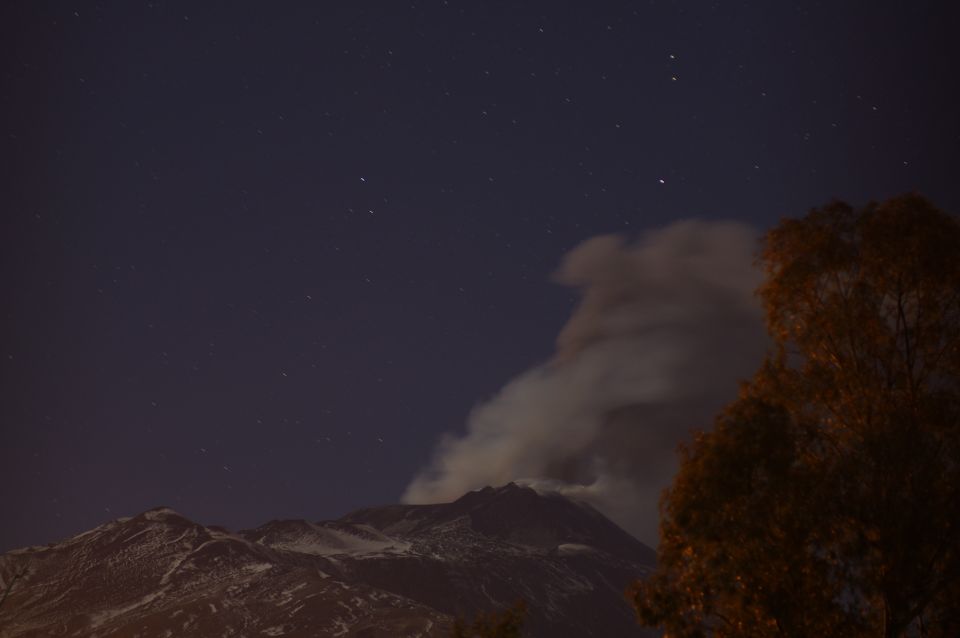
[{"xmin": 631, "ymin": 194, "xmax": 960, "ymax": 638}]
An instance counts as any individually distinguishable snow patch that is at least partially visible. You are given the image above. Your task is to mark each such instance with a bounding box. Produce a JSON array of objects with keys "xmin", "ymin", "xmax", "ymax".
[
  {"xmin": 244, "ymin": 562, "xmax": 273, "ymax": 574},
  {"xmin": 121, "ymin": 528, "xmax": 153, "ymax": 544},
  {"xmin": 5, "ymin": 546, "xmax": 45, "ymax": 555},
  {"xmin": 143, "ymin": 507, "xmax": 182, "ymax": 521},
  {"xmin": 331, "ymin": 619, "xmax": 349, "ymax": 637},
  {"xmin": 557, "ymin": 543, "xmax": 596, "ymax": 556},
  {"xmin": 264, "ymin": 523, "xmax": 412, "ymax": 557},
  {"xmin": 283, "ymin": 582, "xmax": 308, "ymax": 597},
  {"xmin": 89, "ymin": 588, "xmax": 168, "ymax": 628}
]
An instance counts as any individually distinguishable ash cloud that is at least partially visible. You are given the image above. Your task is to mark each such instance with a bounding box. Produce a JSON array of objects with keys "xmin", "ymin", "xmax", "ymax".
[{"xmin": 403, "ymin": 220, "xmax": 768, "ymax": 545}]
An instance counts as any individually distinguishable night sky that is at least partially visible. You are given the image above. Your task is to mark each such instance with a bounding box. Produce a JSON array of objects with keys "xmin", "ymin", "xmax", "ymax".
[{"xmin": 3, "ymin": 1, "xmax": 959, "ymax": 552}]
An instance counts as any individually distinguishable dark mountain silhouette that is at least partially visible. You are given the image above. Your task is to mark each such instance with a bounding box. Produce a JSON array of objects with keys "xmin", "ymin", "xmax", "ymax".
[{"xmin": 0, "ymin": 484, "xmax": 654, "ymax": 637}]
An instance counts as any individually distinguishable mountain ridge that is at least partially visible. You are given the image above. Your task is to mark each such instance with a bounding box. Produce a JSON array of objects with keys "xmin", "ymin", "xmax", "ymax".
[{"xmin": 0, "ymin": 484, "xmax": 655, "ymax": 637}]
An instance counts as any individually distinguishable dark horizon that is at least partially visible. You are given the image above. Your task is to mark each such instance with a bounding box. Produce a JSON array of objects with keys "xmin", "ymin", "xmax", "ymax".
[{"xmin": 3, "ymin": 1, "xmax": 959, "ymax": 553}]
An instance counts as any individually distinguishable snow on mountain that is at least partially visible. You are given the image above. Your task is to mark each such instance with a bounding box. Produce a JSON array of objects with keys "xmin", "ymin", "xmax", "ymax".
[
  {"xmin": 0, "ymin": 484, "xmax": 655, "ymax": 637},
  {"xmin": 247, "ymin": 520, "xmax": 413, "ymax": 558}
]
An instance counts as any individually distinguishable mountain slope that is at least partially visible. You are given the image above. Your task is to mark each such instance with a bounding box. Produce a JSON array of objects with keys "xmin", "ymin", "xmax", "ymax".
[{"xmin": 0, "ymin": 484, "xmax": 654, "ymax": 637}]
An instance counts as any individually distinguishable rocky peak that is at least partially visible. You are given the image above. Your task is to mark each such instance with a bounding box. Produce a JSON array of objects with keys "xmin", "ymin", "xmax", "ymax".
[{"xmin": 0, "ymin": 486, "xmax": 656, "ymax": 637}]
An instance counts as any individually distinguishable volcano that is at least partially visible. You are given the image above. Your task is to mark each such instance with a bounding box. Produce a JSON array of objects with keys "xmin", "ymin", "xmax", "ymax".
[{"xmin": 0, "ymin": 483, "xmax": 655, "ymax": 637}]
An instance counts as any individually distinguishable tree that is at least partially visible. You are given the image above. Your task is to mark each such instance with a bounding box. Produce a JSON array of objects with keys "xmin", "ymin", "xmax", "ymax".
[
  {"xmin": 450, "ymin": 600, "xmax": 527, "ymax": 638},
  {"xmin": 630, "ymin": 194, "xmax": 960, "ymax": 637}
]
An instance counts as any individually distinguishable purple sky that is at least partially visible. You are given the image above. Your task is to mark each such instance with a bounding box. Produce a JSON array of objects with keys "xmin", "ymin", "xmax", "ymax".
[{"xmin": 2, "ymin": 1, "xmax": 959, "ymax": 552}]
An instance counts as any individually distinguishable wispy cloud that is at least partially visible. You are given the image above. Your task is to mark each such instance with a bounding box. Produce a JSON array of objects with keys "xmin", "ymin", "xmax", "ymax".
[{"xmin": 403, "ymin": 220, "xmax": 768, "ymax": 545}]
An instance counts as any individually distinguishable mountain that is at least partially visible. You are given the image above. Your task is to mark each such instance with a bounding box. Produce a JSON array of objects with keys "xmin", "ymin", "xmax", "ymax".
[{"xmin": 0, "ymin": 483, "xmax": 655, "ymax": 637}]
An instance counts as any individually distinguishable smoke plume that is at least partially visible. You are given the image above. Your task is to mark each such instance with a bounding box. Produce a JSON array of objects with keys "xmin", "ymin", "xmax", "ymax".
[{"xmin": 403, "ymin": 220, "xmax": 769, "ymax": 545}]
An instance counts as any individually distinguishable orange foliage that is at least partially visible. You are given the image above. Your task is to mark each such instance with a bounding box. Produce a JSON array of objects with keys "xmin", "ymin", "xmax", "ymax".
[{"xmin": 631, "ymin": 195, "xmax": 960, "ymax": 638}]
